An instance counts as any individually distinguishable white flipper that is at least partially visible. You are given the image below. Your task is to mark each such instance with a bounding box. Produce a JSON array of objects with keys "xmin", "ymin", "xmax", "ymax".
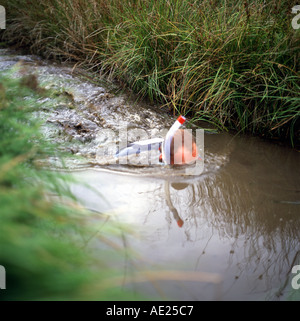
[{"xmin": 115, "ymin": 137, "xmax": 164, "ymax": 157}]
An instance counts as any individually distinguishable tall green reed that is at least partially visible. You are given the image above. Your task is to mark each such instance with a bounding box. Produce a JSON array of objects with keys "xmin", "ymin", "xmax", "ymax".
[{"xmin": 1, "ymin": 0, "xmax": 299, "ymax": 146}]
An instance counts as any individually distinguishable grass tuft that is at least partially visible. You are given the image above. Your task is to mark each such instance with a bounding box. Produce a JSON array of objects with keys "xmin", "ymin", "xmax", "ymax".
[{"xmin": 1, "ymin": 0, "xmax": 299, "ymax": 146}]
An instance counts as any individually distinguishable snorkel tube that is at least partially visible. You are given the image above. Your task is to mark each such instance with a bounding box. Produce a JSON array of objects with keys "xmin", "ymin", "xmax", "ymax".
[
  {"xmin": 115, "ymin": 115, "xmax": 186, "ymax": 164},
  {"xmin": 162, "ymin": 115, "xmax": 186, "ymax": 165}
]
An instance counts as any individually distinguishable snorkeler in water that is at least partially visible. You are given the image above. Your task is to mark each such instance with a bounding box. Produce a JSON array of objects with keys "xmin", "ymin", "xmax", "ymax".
[{"xmin": 116, "ymin": 115, "xmax": 199, "ymax": 166}]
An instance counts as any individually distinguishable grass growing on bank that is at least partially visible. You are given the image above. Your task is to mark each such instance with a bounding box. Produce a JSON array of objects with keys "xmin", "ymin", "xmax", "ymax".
[
  {"xmin": 0, "ymin": 73, "xmax": 146, "ymax": 300},
  {"xmin": 1, "ymin": 0, "xmax": 300, "ymax": 146}
]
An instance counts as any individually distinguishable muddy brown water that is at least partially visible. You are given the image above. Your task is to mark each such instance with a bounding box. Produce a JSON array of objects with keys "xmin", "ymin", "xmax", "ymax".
[{"xmin": 1, "ymin": 49, "xmax": 299, "ymax": 301}]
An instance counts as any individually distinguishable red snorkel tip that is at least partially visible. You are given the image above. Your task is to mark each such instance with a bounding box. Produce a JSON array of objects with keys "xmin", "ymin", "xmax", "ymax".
[
  {"xmin": 177, "ymin": 219, "xmax": 184, "ymax": 228},
  {"xmin": 177, "ymin": 115, "xmax": 186, "ymax": 125}
]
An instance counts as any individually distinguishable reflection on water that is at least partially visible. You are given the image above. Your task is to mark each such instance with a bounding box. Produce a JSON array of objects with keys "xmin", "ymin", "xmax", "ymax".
[
  {"xmin": 1, "ymin": 48, "xmax": 299, "ymax": 301},
  {"xmin": 69, "ymin": 133, "xmax": 300, "ymax": 300}
]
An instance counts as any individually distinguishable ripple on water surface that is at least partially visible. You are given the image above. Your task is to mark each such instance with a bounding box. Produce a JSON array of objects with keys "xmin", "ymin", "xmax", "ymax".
[{"xmin": 1, "ymin": 49, "xmax": 299, "ymax": 300}]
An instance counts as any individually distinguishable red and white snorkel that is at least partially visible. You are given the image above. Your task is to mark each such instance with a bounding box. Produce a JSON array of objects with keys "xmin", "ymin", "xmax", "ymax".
[
  {"xmin": 115, "ymin": 115, "xmax": 187, "ymax": 164},
  {"xmin": 162, "ymin": 115, "xmax": 186, "ymax": 165}
]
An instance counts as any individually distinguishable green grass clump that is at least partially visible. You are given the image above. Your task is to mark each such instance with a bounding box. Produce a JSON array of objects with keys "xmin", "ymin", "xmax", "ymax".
[
  {"xmin": 1, "ymin": 0, "xmax": 299, "ymax": 146},
  {"xmin": 0, "ymin": 74, "xmax": 145, "ymax": 300}
]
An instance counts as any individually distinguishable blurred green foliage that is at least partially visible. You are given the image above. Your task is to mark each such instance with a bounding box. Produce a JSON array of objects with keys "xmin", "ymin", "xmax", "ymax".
[{"xmin": 0, "ymin": 74, "xmax": 146, "ymax": 300}]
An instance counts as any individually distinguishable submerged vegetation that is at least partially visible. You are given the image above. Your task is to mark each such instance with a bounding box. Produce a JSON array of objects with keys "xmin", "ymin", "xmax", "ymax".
[
  {"xmin": 1, "ymin": 0, "xmax": 299, "ymax": 146},
  {"xmin": 0, "ymin": 73, "xmax": 146, "ymax": 300}
]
